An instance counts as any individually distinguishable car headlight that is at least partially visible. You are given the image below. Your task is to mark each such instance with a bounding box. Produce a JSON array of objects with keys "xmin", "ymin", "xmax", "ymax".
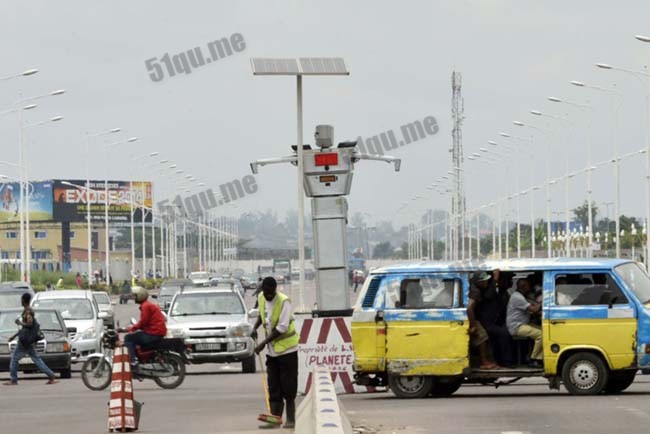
[
  {"xmin": 81, "ymin": 327, "xmax": 97, "ymax": 340},
  {"xmin": 46, "ymin": 342, "xmax": 67, "ymax": 353},
  {"xmin": 168, "ymin": 328, "xmax": 186, "ymax": 338},
  {"xmin": 228, "ymin": 323, "xmax": 252, "ymax": 338},
  {"xmin": 0, "ymin": 344, "xmax": 9, "ymax": 354}
]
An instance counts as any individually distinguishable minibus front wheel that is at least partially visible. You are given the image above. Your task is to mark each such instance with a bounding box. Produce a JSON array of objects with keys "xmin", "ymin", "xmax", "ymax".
[
  {"xmin": 561, "ymin": 352, "xmax": 609, "ymax": 395},
  {"xmin": 388, "ymin": 374, "xmax": 433, "ymax": 398}
]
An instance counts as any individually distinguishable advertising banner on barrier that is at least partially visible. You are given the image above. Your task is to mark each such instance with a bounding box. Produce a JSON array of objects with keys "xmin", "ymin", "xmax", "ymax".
[
  {"xmin": 52, "ymin": 179, "xmax": 152, "ymax": 223},
  {"xmin": 295, "ymin": 315, "xmax": 381, "ymax": 395}
]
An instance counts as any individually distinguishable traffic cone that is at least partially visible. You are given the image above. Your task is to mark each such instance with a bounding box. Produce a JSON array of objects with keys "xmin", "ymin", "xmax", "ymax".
[{"xmin": 108, "ymin": 346, "xmax": 141, "ymax": 432}]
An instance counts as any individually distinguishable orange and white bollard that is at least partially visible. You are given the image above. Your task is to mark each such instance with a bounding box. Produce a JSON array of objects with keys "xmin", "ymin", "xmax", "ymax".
[{"xmin": 108, "ymin": 347, "xmax": 141, "ymax": 432}]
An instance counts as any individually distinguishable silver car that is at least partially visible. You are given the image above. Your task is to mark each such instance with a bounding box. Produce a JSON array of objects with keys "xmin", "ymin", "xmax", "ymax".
[
  {"xmin": 166, "ymin": 287, "xmax": 256, "ymax": 373},
  {"xmin": 92, "ymin": 291, "xmax": 115, "ymax": 329},
  {"xmin": 32, "ymin": 290, "xmax": 106, "ymax": 362}
]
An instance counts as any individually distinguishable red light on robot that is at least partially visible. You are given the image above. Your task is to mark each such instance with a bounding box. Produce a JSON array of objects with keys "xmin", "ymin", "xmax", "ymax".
[{"xmin": 314, "ymin": 153, "xmax": 338, "ymax": 166}]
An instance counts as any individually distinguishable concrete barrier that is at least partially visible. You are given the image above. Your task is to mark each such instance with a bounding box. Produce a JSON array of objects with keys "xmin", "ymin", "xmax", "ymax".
[{"xmin": 296, "ymin": 367, "xmax": 353, "ymax": 433}]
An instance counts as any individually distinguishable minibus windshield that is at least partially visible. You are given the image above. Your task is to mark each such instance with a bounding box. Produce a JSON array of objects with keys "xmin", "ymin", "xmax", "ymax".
[{"xmin": 615, "ymin": 262, "xmax": 650, "ymax": 304}]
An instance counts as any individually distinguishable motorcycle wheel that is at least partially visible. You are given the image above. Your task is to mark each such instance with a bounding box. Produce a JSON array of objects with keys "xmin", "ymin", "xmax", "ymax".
[
  {"xmin": 81, "ymin": 356, "xmax": 112, "ymax": 391},
  {"xmin": 153, "ymin": 353, "xmax": 186, "ymax": 389}
]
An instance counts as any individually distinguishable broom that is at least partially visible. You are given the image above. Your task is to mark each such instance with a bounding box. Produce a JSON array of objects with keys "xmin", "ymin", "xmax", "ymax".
[{"xmin": 256, "ymin": 345, "xmax": 283, "ymax": 426}]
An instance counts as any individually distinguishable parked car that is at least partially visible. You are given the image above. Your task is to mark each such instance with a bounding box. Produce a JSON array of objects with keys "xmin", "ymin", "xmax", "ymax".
[
  {"xmin": 159, "ymin": 279, "xmax": 194, "ymax": 311},
  {"xmin": 166, "ymin": 286, "xmax": 256, "ymax": 373},
  {"xmin": 0, "ymin": 308, "xmax": 73, "ymax": 378},
  {"xmin": 0, "ymin": 282, "xmax": 35, "ymax": 309},
  {"xmin": 92, "ymin": 291, "xmax": 115, "ymax": 329},
  {"xmin": 31, "ymin": 290, "xmax": 106, "ymax": 363}
]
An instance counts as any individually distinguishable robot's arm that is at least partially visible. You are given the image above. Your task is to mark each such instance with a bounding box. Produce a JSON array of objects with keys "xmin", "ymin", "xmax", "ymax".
[
  {"xmin": 250, "ymin": 155, "xmax": 298, "ymax": 174},
  {"xmin": 352, "ymin": 151, "xmax": 401, "ymax": 172}
]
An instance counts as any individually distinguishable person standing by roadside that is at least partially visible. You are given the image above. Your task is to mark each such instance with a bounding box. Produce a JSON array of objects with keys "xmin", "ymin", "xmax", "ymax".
[
  {"xmin": 75, "ymin": 272, "xmax": 82, "ymax": 288},
  {"xmin": 3, "ymin": 293, "xmax": 59, "ymax": 386},
  {"xmin": 45, "ymin": 282, "xmax": 54, "ymax": 291},
  {"xmin": 56, "ymin": 276, "xmax": 64, "ymax": 289},
  {"xmin": 252, "ymin": 277, "xmax": 299, "ymax": 429}
]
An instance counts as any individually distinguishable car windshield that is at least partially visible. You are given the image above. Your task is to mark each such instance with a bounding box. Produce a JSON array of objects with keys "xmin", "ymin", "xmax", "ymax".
[
  {"xmin": 189, "ymin": 272, "xmax": 210, "ymax": 281},
  {"xmin": 0, "ymin": 293, "xmax": 24, "ymax": 309},
  {"xmin": 32, "ymin": 298, "xmax": 94, "ymax": 320},
  {"xmin": 93, "ymin": 293, "xmax": 111, "ymax": 306},
  {"xmin": 170, "ymin": 292, "xmax": 244, "ymax": 316},
  {"xmin": 0, "ymin": 310, "xmax": 64, "ymax": 333},
  {"xmin": 615, "ymin": 263, "xmax": 650, "ymax": 304}
]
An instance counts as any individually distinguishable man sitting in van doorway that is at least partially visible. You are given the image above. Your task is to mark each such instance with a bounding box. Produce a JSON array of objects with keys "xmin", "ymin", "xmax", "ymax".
[
  {"xmin": 468, "ymin": 270, "xmax": 514, "ymax": 368},
  {"xmin": 506, "ymin": 278, "xmax": 543, "ymax": 368}
]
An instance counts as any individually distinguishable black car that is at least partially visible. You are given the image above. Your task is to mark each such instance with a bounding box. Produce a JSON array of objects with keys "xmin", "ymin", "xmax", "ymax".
[
  {"xmin": 0, "ymin": 308, "xmax": 73, "ymax": 379},
  {"xmin": 0, "ymin": 282, "xmax": 35, "ymax": 309}
]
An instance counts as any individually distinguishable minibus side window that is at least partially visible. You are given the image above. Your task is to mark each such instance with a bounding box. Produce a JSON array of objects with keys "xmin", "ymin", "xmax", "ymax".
[
  {"xmin": 395, "ymin": 277, "xmax": 458, "ymax": 309},
  {"xmin": 555, "ymin": 273, "xmax": 629, "ymax": 306}
]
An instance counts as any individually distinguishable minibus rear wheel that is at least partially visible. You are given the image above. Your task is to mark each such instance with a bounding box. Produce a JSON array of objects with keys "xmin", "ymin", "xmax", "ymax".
[
  {"xmin": 561, "ymin": 352, "xmax": 609, "ymax": 395},
  {"xmin": 388, "ymin": 374, "xmax": 433, "ymax": 398}
]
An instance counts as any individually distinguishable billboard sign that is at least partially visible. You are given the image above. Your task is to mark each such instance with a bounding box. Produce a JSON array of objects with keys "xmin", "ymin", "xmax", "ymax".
[
  {"xmin": 52, "ymin": 180, "xmax": 153, "ymax": 223},
  {"xmin": 0, "ymin": 180, "xmax": 54, "ymax": 223}
]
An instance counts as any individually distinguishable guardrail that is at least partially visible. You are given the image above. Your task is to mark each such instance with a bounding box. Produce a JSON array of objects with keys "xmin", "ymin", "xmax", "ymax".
[{"xmin": 295, "ymin": 367, "xmax": 353, "ymax": 433}]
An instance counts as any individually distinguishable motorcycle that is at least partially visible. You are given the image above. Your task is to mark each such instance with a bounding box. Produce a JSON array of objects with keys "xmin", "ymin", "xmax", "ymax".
[{"xmin": 81, "ymin": 325, "xmax": 188, "ymax": 391}]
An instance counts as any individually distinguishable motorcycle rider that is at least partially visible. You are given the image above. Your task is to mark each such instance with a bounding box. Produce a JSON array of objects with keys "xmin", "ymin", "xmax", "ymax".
[{"xmin": 124, "ymin": 286, "xmax": 167, "ymax": 370}]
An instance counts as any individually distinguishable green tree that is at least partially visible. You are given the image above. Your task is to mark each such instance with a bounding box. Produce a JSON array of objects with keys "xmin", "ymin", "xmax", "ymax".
[
  {"xmin": 572, "ymin": 201, "xmax": 598, "ymax": 229},
  {"xmin": 373, "ymin": 241, "xmax": 394, "ymax": 259}
]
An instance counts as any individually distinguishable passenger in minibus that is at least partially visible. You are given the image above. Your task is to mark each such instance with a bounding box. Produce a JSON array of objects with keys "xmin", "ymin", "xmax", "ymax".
[
  {"xmin": 468, "ymin": 271, "xmax": 511, "ymax": 369},
  {"xmin": 506, "ymin": 278, "xmax": 543, "ymax": 368}
]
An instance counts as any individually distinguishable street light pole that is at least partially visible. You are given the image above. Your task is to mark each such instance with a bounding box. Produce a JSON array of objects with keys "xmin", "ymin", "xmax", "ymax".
[
  {"xmin": 102, "ymin": 137, "xmax": 137, "ymax": 283},
  {"xmin": 22, "ymin": 115, "xmax": 64, "ymax": 282},
  {"xmin": 593, "ymin": 64, "xmax": 648, "ymax": 261},
  {"xmin": 531, "ymin": 108, "xmax": 575, "ymax": 257},
  {"xmin": 514, "ymin": 121, "xmax": 554, "ymax": 257},
  {"xmin": 85, "ymin": 127, "xmax": 121, "ymax": 282},
  {"xmin": 548, "ymin": 95, "xmax": 595, "ymax": 257},
  {"xmin": 14, "ymin": 90, "xmax": 65, "ymax": 281},
  {"xmin": 500, "ymin": 132, "xmax": 536, "ymax": 257}
]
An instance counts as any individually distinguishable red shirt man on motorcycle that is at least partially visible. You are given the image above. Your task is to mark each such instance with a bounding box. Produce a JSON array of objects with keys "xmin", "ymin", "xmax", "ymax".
[{"xmin": 124, "ymin": 287, "xmax": 167, "ymax": 368}]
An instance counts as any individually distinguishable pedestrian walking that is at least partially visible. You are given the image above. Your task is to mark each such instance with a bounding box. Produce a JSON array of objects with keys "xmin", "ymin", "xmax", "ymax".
[
  {"xmin": 75, "ymin": 272, "xmax": 82, "ymax": 288},
  {"xmin": 252, "ymin": 277, "xmax": 299, "ymax": 429},
  {"xmin": 3, "ymin": 293, "xmax": 59, "ymax": 386}
]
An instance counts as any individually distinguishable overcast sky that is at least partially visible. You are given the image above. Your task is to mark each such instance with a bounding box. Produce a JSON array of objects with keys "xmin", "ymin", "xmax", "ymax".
[{"xmin": 3, "ymin": 1, "xmax": 650, "ymax": 226}]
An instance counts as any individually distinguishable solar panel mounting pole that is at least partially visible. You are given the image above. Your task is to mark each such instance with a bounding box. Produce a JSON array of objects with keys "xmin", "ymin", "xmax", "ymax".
[
  {"xmin": 296, "ymin": 75, "xmax": 305, "ymax": 311},
  {"xmin": 251, "ymin": 57, "xmax": 350, "ymax": 312}
]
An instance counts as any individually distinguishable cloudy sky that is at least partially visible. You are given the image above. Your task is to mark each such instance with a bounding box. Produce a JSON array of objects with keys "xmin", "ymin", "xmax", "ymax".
[{"xmin": 3, "ymin": 1, "xmax": 650, "ymax": 226}]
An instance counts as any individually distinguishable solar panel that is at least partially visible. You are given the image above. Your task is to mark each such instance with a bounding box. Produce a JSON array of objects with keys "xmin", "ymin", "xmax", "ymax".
[
  {"xmin": 299, "ymin": 58, "xmax": 349, "ymax": 75},
  {"xmin": 251, "ymin": 57, "xmax": 349, "ymax": 76},
  {"xmin": 251, "ymin": 58, "xmax": 300, "ymax": 75}
]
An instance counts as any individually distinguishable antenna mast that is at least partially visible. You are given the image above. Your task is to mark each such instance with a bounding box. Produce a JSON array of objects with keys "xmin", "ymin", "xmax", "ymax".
[{"xmin": 451, "ymin": 71, "xmax": 465, "ymax": 260}]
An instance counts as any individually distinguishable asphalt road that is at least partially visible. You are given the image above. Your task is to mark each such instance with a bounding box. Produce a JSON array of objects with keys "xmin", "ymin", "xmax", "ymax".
[{"xmin": 1, "ymin": 286, "xmax": 649, "ymax": 433}]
